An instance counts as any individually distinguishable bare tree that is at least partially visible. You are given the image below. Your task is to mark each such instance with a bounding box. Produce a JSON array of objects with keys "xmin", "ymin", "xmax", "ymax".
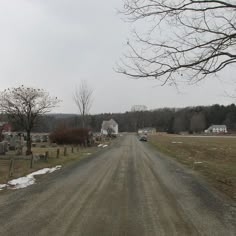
[
  {"xmin": 190, "ymin": 112, "xmax": 206, "ymax": 133},
  {"xmin": 0, "ymin": 86, "xmax": 60, "ymax": 155},
  {"xmin": 118, "ymin": 1, "xmax": 236, "ymax": 85},
  {"xmin": 173, "ymin": 115, "xmax": 186, "ymax": 134},
  {"xmin": 73, "ymin": 80, "xmax": 93, "ymax": 128}
]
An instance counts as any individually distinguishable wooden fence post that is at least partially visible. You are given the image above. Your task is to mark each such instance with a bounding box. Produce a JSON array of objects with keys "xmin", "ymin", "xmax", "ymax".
[
  {"xmin": 30, "ymin": 154, "xmax": 34, "ymax": 168},
  {"xmin": 71, "ymin": 146, "xmax": 74, "ymax": 153},
  {"xmin": 9, "ymin": 159, "xmax": 14, "ymax": 177},
  {"xmin": 64, "ymin": 147, "xmax": 67, "ymax": 156},
  {"xmin": 45, "ymin": 151, "xmax": 49, "ymax": 161},
  {"xmin": 56, "ymin": 148, "xmax": 60, "ymax": 158}
]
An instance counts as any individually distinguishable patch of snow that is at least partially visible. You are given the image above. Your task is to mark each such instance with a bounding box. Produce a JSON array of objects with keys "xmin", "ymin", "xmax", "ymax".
[
  {"xmin": 102, "ymin": 145, "xmax": 108, "ymax": 148},
  {"xmin": 28, "ymin": 165, "xmax": 61, "ymax": 177},
  {"xmin": 0, "ymin": 165, "xmax": 62, "ymax": 190},
  {"xmin": 0, "ymin": 184, "xmax": 7, "ymax": 191},
  {"xmin": 8, "ymin": 176, "xmax": 35, "ymax": 189},
  {"xmin": 194, "ymin": 161, "xmax": 203, "ymax": 164},
  {"xmin": 86, "ymin": 153, "xmax": 91, "ymax": 155},
  {"xmin": 97, "ymin": 144, "xmax": 103, "ymax": 147},
  {"xmin": 49, "ymin": 165, "xmax": 61, "ymax": 173},
  {"xmin": 171, "ymin": 141, "xmax": 183, "ymax": 144}
]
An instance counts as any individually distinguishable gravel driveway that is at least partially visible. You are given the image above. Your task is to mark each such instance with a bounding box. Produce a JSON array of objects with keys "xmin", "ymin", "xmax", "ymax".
[{"xmin": 0, "ymin": 134, "xmax": 235, "ymax": 235}]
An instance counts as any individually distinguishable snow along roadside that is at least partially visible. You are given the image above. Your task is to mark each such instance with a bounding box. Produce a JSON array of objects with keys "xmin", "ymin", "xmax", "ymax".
[{"xmin": 0, "ymin": 165, "xmax": 61, "ymax": 191}]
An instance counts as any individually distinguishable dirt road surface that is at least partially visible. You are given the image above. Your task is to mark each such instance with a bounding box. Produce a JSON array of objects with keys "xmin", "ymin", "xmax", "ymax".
[{"xmin": 0, "ymin": 134, "xmax": 235, "ymax": 235}]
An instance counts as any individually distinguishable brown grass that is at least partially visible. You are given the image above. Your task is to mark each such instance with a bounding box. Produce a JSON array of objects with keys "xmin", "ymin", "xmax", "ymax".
[
  {"xmin": 149, "ymin": 134, "xmax": 236, "ymax": 200},
  {"xmin": 0, "ymin": 144, "xmax": 99, "ymax": 184}
]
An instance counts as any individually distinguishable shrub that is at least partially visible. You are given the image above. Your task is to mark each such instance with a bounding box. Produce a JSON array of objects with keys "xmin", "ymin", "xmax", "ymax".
[{"xmin": 49, "ymin": 128, "xmax": 91, "ymax": 145}]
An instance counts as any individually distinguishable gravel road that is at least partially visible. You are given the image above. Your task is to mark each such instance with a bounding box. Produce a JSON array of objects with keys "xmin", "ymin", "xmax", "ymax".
[{"xmin": 0, "ymin": 134, "xmax": 235, "ymax": 236}]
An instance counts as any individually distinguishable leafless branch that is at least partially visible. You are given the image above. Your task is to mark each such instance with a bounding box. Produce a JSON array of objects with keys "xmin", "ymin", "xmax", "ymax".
[{"xmin": 118, "ymin": 0, "xmax": 236, "ymax": 84}]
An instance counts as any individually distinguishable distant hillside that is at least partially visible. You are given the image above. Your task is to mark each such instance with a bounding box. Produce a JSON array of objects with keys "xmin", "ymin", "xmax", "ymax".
[
  {"xmin": 3, "ymin": 104, "xmax": 236, "ymax": 134},
  {"xmin": 47, "ymin": 113, "xmax": 78, "ymax": 119}
]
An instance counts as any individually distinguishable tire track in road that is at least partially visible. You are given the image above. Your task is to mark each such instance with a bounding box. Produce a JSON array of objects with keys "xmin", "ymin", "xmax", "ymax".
[
  {"xmin": 0, "ymin": 150, "xmax": 118, "ymax": 236},
  {"xmin": 133, "ymin": 137, "xmax": 199, "ymax": 236},
  {"xmin": 40, "ymin": 150, "xmax": 119, "ymax": 236},
  {"xmin": 139, "ymin": 138, "xmax": 236, "ymax": 236},
  {"xmin": 66, "ymin": 137, "xmax": 145, "ymax": 236}
]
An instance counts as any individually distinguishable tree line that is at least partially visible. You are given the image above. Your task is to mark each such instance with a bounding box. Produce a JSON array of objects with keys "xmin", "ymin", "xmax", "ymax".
[{"xmin": 11, "ymin": 103, "xmax": 236, "ymax": 134}]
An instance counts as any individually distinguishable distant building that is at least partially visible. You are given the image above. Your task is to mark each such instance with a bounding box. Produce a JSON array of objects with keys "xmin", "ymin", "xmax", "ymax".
[
  {"xmin": 0, "ymin": 122, "xmax": 12, "ymax": 133},
  {"xmin": 205, "ymin": 125, "xmax": 227, "ymax": 134},
  {"xmin": 101, "ymin": 119, "xmax": 118, "ymax": 135},
  {"xmin": 138, "ymin": 127, "xmax": 156, "ymax": 135}
]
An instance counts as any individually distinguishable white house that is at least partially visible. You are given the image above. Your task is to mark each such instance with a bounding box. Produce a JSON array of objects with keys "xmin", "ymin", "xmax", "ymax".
[
  {"xmin": 138, "ymin": 127, "xmax": 156, "ymax": 135},
  {"xmin": 101, "ymin": 119, "xmax": 118, "ymax": 135},
  {"xmin": 205, "ymin": 125, "xmax": 227, "ymax": 134}
]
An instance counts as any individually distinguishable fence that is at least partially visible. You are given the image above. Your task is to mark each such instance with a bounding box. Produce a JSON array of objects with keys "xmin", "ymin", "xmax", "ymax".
[{"xmin": 0, "ymin": 145, "xmax": 83, "ymax": 180}]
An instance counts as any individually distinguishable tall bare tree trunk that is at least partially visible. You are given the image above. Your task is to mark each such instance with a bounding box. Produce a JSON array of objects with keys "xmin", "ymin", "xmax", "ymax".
[
  {"xmin": 73, "ymin": 80, "xmax": 93, "ymax": 128},
  {"xmin": 26, "ymin": 130, "xmax": 32, "ymax": 155}
]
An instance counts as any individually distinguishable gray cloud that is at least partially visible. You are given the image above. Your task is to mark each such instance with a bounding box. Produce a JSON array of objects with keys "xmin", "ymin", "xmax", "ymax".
[{"xmin": 0, "ymin": 0, "xmax": 235, "ymax": 114}]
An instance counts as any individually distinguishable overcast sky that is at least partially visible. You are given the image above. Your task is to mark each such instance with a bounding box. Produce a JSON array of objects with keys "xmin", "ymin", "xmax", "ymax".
[{"xmin": 0, "ymin": 0, "xmax": 235, "ymax": 114}]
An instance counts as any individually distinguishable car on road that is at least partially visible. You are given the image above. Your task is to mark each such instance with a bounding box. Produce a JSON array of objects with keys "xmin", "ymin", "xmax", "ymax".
[{"xmin": 139, "ymin": 135, "xmax": 147, "ymax": 142}]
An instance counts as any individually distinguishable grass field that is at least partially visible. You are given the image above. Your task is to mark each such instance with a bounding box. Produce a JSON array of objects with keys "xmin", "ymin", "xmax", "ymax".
[
  {"xmin": 149, "ymin": 134, "xmax": 236, "ymax": 200},
  {"xmin": 0, "ymin": 143, "xmax": 100, "ymax": 184}
]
